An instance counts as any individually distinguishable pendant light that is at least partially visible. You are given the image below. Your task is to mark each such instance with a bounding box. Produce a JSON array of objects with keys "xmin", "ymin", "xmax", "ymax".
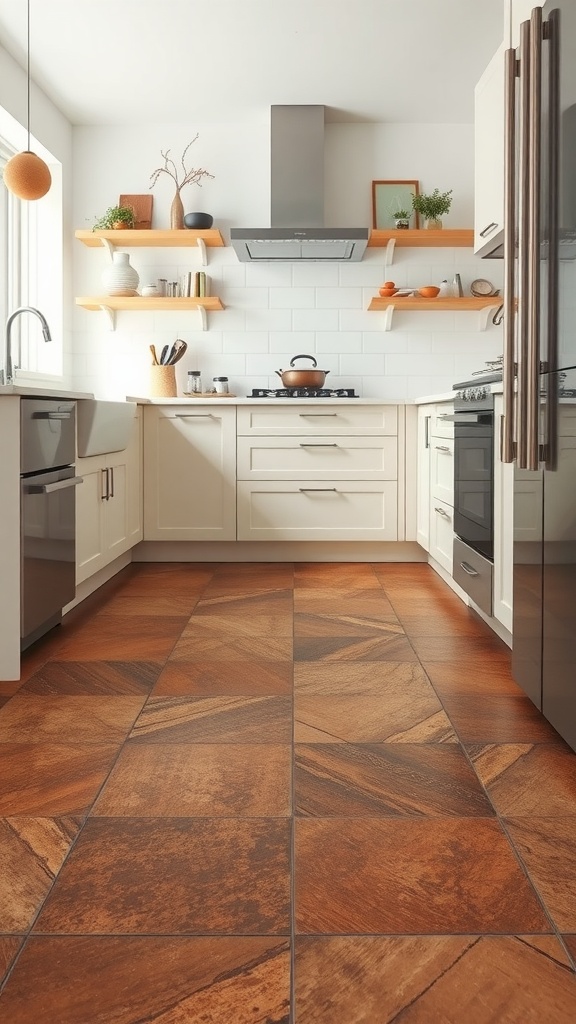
[{"xmin": 3, "ymin": 0, "xmax": 51, "ymax": 200}]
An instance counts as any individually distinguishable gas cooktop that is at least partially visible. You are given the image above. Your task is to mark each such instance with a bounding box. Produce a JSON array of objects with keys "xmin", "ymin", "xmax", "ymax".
[{"xmin": 249, "ymin": 388, "xmax": 359, "ymax": 398}]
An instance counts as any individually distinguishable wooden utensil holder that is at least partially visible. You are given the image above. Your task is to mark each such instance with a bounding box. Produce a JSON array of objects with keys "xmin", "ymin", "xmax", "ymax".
[{"xmin": 150, "ymin": 364, "xmax": 177, "ymax": 398}]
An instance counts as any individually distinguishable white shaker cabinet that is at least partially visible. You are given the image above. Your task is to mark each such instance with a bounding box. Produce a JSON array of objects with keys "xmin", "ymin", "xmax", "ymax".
[
  {"xmin": 76, "ymin": 407, "xmax": 143, "ymax": 583},
  {"xmin": 474, "ymin": 43, "xmax": 506, "ymax": 255},
  {"xmin": 416, "ymin": 405, "xmax": 432, "ymax": 551},
  {"xmin": 236, "ymin": 404, "xmax": 400, "ymax": 542},
  {"xmin": 143, "ymin": 405, "xmax": 236, "ymax": 540},
  {"xmin": 416, "ymin": 401, "xmax": 455, "ymax": 575}
]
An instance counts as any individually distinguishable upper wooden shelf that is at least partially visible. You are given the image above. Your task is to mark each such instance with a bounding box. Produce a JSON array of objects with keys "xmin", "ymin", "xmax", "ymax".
[
  {"xmin": 76, "ymin": 296, "xmax": 224, "ymax": 311},
  {"xmin": 75, "ymin": 229, "xmax": 225, "ymax": 248},
  {"xmin": 368, "ymin": 296, "xmax": 498, "ymax": 311},
  {"xmin": 368, "ymin": 229, "xmax": 474, "ymax": 248}
]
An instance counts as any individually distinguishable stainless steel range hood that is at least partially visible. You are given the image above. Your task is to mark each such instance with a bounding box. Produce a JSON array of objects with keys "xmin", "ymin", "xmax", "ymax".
[{"xmin": 230, "ymin": 105, "xmax": 369, "ymax": 262}]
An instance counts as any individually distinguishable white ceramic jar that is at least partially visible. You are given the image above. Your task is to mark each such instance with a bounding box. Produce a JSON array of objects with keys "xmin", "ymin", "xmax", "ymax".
[{"xmin": 102, "ymin": 251, "xmax": 139, "ymax": 296}]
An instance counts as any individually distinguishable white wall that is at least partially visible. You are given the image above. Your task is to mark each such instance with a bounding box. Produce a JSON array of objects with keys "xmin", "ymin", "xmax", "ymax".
[{"xmin": 72, "ymin": 121, "xmax": 503, "ymax": 401}]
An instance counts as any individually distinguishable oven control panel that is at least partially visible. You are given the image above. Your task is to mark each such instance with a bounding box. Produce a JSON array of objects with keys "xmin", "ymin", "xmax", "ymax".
[{"xmin": 455, "ymin": 385, "xmax": 492, "ymax": 403}]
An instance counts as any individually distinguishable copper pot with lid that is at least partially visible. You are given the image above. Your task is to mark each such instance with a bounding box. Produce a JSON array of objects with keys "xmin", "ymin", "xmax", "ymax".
[{"xmin": 275, "ymin": 354, "xmax": 330, "ymax": 389}]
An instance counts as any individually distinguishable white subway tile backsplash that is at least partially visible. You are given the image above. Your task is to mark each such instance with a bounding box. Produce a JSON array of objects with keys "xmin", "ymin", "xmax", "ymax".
[
  {"xmin": 361, "ymin": 375, "xmax": 409, "ymax": 400},
  {"xmin": 246, "ymin": 308, "xmax": 292, "ymax": 331},
  {"xmin": 292, "ymin": 263, "xmax": 339, "ymax": 287},
  {"xmin": 223, "ymin": 287, "xmax": 269, "ymax": 309},
  {"xmin": 270, "ymin": 287, "xmax": 315, "ymax": 309},
  {"xmin": 316, "ymin": 332, "xmax": 362, "ymax": 354},
  {"xmin": 245, "ymin": 263, "xmax": 292, "ymax": 287},
  {"xmin": 406, "ymin": 376, "xmax": 455, "ymax": 399},
  {"xmin": 269, "ymin": 332, "xmax": 316, "ymax": 353},
  {"xmin": 339, "ymin": 263, "xmax": 386, "ymax": 287},
  {"xmin": 315, "ymin": 287, "xmax": 362, "ymax": 308},
  {"xmin": 339, "ymin": 309, "xmax": 382, "ymax": 332},
  {"xmin": 246, "ymin": 352, "xmax": 294, "ymax": 376},
  {"xmin": 339, "ymin": 353, "xmax": 385, "ymax": 376},
  {"xmin": 386, "ymin": 352, "xmax": 455, "ymax": 377},
  {"xmin": 293, "ymin": 309, "xmax": 339, "ymax": 331},
  {"xmin": 223, "ymin": 332, "xmax": 269, "ymax": 353}
]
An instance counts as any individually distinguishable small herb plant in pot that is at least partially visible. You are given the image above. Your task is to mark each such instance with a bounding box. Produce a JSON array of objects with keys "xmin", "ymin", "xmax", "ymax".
[
  {"xmin": 93, "ymin": 205, "xmax": 136, "ymax": 230},
  {"xmin": 411, "ymin": 189, "xmax": 453, "ymax": 229},
  {"xmin": 392, "ymin": 208, "xmax": 411, "ymax": 230}
]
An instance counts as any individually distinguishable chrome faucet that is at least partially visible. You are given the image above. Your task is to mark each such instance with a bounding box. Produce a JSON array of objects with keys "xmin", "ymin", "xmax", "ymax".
[{"xmin": 2, "ymin": 306, "xmax": 52, "ymax": 385}]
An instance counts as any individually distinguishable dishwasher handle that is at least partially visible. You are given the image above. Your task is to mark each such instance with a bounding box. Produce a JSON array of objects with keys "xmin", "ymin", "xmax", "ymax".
[{"xmin": 26, "ymin": 476, "xmax": 84, "ymax": 495}]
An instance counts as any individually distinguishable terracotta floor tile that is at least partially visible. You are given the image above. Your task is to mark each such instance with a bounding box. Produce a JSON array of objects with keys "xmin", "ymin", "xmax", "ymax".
[
  {"xmin": 0, "ymin": 936, "xmax": 290, "ymax": 1024},
  {"xmin": 34, "ymin": 818, "xmax": 291, "ymax": 935},
  {"xmin": 422, "ymin": 660, "xmax": 521, "ymax": 697},
  {"xmin": 293, "ymin": 590, "xmax": 398, "ymax": 618},
  {"xmin": 54, "ymin": 615, "xmax": 188, "ymax": 661},
  {"xmin": 399, "ymin": 611, "xmax": 493, "ymax": 637},
  {"xmin": 0, "ymin": 743, "xmax": 120, "ymax": 816},
  {"xmin": 294, "ymin": 660, "xmax": 433, "ymax": 696},
  {"xmin": 294, "ymin": 612, "xmax": 400, "ymax": 637},
  {"xmin": 93, "ymin": 594, "xmax": 201, "ymax": 617},
  {"xmin": 20, "ymin": 661, "xmax": 161, "ymax": 696},
  {"xmin": 0, "ymin": 695, "xmax": 145, "ymax": 744},
  {"xmin": 294, "ymin": 633, "xmax": 416, "ymax": 662},
  {"xmin": 295, "ymin": 744, "xmax": 493, "ymax": 817},
  {"xmin": 409, "ymin": 634, "xmax": 512, "ymax": 662},
  {"xmin": 129, "ymin": 695, "xmax": 293, "ymax": 743},
  {"xmin": 0, "ymin": 936, "xmax": 23, "ymax": 984},
  {"xmin": 181, "ymin": 613, "xmax": 293, "ymax": 637},
  {"xmin": 169, "ymin": 634, "xmax": 293, "ymax": 661},
  {"xmin": 0, "ymin": 681, "xmax": 22, "ymax": 698},
  {"xmin": 295, "ymin": 696, "xmax": 455, "ymax": 744},
  {"xmin": 0, "ymin": 817, "xmax": 80, "ymax": 932},
  {"xmin": 295, "ymin": 818, "xmax": 549, "ymax": 934},
  {"xmin": 439, "ymin": 694, "xmax": 561, "ymax": 743},
  {"xmin": 152, "ymin": 660, "xmax": 293, "ymax": 696},
  {"xmin": 294, "ymin": 935, "xmax": 576, "ymax": 1024},
  {"xmin": 468, "ymin": 744, "xmax": 576, "ymax": 816},
  {"xmin": 562, "ymin": 934, "xmax": 576, "ymax": 962},
  {"xmin": 193, "ymin": 589, "xmax": 293, "ymax": 616},
  {"xmin": 93, "ymin": 743, "xmax": 292, "ymax": 816},
  {"xmin": 505, "ymin": 817, "xmax": 576, "ymax": 932}
]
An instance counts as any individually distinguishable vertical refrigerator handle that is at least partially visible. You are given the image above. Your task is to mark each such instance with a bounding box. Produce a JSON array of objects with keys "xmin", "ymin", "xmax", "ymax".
[
  {"xmin": 502, "ymin": 45, "xmax": 518, "ymax": 463},
  {"xmin": 516, "ymin": 19, "xmax": 531, "ymax": 469},
  {"xmin": 544, "ymin": 8, "xmax": 560, "ymax": 471},
  {"xmin": 525, "ymin": 5, "xmax": 543, "ymax": 472}
]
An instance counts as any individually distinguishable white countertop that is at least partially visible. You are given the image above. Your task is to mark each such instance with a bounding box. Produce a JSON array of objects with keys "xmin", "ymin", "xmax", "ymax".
[
  {"xmin": 414, "ymin": 381, "xmax": 504, "ymax": 405},
  {"xmin": 126, "ymin": 395, "xmax": 411, "ymax": 405},
  {"xmin": 0, "ymin": 385, "xmax": 94, "ymax": 399}
]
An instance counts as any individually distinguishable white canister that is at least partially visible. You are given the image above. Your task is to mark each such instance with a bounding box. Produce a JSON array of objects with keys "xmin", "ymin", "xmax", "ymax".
[
  {"xmin": 101, "ymin": 251, "xmax": 139, "ymax": 296},
  {"xmin": 141, "ymin": 284, "xmax": 158, "ymax": 297}
]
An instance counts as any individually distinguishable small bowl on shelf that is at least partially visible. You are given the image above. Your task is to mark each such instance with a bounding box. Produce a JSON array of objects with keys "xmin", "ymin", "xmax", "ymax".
[
  {"xmin": 183, "ymin": 212, "xmax": 214, "ymax": 229},
  {"xmin": 418, "ymin": 286, "xmax": 441, "ymax": 298},
  {"xmin": 378, "ymin": 287, "xmax": 399, "ymax": 297}
]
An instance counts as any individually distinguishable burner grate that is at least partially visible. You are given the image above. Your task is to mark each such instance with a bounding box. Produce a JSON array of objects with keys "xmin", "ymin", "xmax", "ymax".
[{"xmin": 249, "ymin": 387, "xmax": 359, "ymax": 398}]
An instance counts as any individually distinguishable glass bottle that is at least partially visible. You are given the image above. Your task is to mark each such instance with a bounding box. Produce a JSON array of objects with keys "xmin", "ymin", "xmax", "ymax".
[{"xmin": 186, "ymin": 370, "xmax": 203, "ymax": 394}]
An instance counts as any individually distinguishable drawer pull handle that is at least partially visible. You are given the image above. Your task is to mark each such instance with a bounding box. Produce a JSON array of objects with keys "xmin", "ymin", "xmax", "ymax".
[
  {"xmin": 437, "ymin": 414, "xmax": 453, "ymax": 419},
  {"xmin": 298, "ymin": 413, "xmax": 338, "ymax": 417},
  {"xmin": 434, "ymin": 507, "xmax": 450, "ymax": 518},
  {"xmin": 460, "ymin": 561, "xmax": 480, "ymax": 577},
  {"xmin": 299, "ymin": 443, "xmax": 339, "ymax": 448},
  {"xmin": 480, "ymin": 221, "xmax": 498, "ymax": 237},
  {"xmin": 299, "ymin": 487, "xmax": 338, "ymax": 493},
  {"xmin": 435, "ymin": 445, "xmax": 452, "ymax": 452},
  {"xmin": 175, "ymin": 413, "xmax": 213, "ymax": 418}
]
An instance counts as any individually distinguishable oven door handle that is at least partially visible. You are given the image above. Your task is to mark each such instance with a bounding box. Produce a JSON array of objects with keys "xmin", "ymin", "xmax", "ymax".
[
  {"xmin": 437, "ymin": 413, "xmax": 483, "ymax": 422},
  {"xmin": 26, "ymin": 476, "xmax": 84, "ymax": 495}
]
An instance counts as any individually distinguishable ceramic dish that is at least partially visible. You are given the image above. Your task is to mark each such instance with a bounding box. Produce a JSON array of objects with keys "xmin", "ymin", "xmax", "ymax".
[{"xmin": 471, "ymin": 278, "xmax": 497, "ymax": 296}]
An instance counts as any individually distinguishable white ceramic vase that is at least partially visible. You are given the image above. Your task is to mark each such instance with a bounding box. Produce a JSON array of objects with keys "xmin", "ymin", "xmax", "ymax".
[{"xmin": 102, "ymin": 251, "xmax": 139, "ymax": 296}]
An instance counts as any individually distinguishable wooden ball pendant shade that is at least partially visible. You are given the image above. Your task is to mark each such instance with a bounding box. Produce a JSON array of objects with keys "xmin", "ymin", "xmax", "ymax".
[
  {"xmin": 3, "ymin": 0, "xmax": 51, "ymax": 202},
  {"xmin": 4, "ymin": 151, "xmax": 51, "ymax": 200}
]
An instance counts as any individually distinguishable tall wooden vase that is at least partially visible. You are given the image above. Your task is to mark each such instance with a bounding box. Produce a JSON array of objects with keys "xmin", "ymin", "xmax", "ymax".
[{"xmin": 171, "ymin": 191, "xmax": 184, "ymax": 229}]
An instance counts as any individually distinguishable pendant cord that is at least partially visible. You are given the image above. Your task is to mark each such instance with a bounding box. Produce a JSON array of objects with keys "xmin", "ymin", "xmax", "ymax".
[{"xmin": 26, "ymin": 0, "xmax": 30, "ymax": 150}]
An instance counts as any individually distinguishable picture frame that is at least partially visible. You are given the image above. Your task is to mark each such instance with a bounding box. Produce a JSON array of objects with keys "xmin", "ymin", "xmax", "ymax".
[
  {"xmin": 371, "ymin": 180, "xmax": 420, "ymax": 230},
  {"xmin": 119, "ymin": 193, "xmax": 153, "ymax": 230}
]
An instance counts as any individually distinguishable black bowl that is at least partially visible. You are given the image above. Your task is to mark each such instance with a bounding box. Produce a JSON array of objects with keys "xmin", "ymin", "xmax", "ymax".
[{"xmin": 183, "ymin": 212, "xmax": 214, "ymax": 229}]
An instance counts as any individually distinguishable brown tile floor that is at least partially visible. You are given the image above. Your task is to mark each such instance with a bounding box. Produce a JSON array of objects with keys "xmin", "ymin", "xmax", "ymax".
[{"xmin": 1, "ymin": 561, "xmax": 576, "ymax": 1022}]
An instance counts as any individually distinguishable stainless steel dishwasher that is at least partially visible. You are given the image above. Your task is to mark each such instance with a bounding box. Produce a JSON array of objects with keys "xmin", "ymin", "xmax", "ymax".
[{"xmin": 20, "ymin": 398, "xmax": 83, "ymax": 649}]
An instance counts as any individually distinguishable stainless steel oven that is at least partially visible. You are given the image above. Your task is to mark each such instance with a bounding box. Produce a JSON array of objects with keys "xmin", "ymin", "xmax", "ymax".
[
  {"xmin": 20, "ymin": 399, "xmax": 82, "ymax": 649},
  {"xmin": 449, "ymin": 384, "xmax": 495, "ymax": 615}
]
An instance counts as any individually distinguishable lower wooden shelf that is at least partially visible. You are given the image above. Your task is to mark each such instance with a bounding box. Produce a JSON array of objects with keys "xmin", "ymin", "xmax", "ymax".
[
  {"xmin": 76, "ymin": 295, "xmax": 224, "ymax": 331},
  {"xmin": 367, "ymin": 295, "xmax": 501, "ymax": 331}
]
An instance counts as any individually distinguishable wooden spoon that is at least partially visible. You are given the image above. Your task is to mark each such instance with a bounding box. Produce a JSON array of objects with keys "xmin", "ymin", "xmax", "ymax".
[{"xmin": 150, "ymin": 344, "xmax": 159, "ymax": 365}]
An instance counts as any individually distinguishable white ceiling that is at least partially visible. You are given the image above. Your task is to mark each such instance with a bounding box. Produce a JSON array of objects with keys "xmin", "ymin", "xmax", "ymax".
[{"xmin": 0, "ymin": 0, "xmax": 504, "ymax": 126}]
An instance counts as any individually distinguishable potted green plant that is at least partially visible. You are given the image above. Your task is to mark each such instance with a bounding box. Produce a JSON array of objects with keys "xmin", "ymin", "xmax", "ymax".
[
  {"xmin": 411, "ymin": 189, "xmax": 453, "ymax": 229},
  {"xmin": 392, "ymin": 208, "xmax": 411, "ymax": 230},
  {"xmin": 93, "ymin": 205, "xmax": 136, "ymax": 230}
]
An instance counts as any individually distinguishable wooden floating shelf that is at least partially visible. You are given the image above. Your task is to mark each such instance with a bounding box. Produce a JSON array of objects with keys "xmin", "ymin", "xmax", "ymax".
[
  {"xmin": 75, "ymin": 229, "xmax": 225, "ymax": 248},
  {"xmin": 76, "ymin": 296, "xmax": 224, "ymax": 311},
  {"xmin": 368, "ymin": 296, "xmax": 498, "ymax": 311},
  {"xmin": 368, "ymin": 229, "xmax": 475, "ymax": 248}
]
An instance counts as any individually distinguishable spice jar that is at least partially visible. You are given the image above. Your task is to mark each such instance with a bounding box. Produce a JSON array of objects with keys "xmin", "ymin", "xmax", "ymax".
[
  {"xmin": 213, "ymin": 376, "xmax": 229, "ymax": 394},
  {"xmin": 186, "ymin": 370, "xmax": 203, "ymax": 394}
]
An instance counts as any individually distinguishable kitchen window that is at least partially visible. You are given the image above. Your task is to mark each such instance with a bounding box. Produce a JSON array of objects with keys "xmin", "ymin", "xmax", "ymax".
[{"xmin": 0, "ymin": 130, "xmax": 63, "ymax": 380}]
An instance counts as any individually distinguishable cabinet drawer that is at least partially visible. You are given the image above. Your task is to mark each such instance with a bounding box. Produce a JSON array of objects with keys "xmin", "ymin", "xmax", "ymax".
[
  {"xmin": 429, "ymin": 498, "xmax": 454, "ymax": 574},
  {"xmin": 432, "ymin": 406, "xmax": 454, "ymax": 438},
  {"xmin": 237, "ymin": 481, "xmax": 398, "ymax": 541},
  {"xmin": 431, "ymin": 438, "xmax": 454, "ymax": 505},
  {"xmin": 237, "ymin": 405, "xmax": 397, "ymax": 436},
  {"xmin": 237, "ymin": 435, "xmax": 397, "ymax": 481},
  {"xmin": 453, "ymin": 537, "xmax": 493, "ymax": 616}
]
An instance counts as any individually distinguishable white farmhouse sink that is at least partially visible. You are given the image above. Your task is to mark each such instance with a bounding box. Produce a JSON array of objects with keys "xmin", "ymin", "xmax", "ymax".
[{"xmin": 77, "ymin": 400, "xmax": 137, "ymax": 457}]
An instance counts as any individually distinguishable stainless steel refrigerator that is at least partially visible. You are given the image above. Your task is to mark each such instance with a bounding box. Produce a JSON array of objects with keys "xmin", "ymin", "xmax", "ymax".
[{"xmin": 497, "ymin": 3, "xmax": 576, "ymax": 748}]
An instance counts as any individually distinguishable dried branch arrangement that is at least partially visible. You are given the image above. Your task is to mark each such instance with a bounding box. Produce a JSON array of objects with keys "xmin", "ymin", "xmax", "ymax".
[{"xmin": 149, "ymin": 135, "xmax": 214, "ymax": 194}]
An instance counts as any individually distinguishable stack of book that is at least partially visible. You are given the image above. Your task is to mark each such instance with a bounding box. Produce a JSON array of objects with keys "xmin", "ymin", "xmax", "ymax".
[{"xmin": 180, "ymin": 271, "xmax": 210, "ymax": 297}]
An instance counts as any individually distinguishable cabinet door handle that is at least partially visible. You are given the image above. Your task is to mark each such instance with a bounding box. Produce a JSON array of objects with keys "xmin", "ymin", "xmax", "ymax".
[
  {"xmin": 109, "ymin": 466, "xmax": 114, "ymax": 498},
  {"xmin": 298, "ymin": 487, "xmax": 338, "ymax": 493},
  {"xmin": 434, "ymin": 506, "xmax": 451, "ymax": 518},
  {"xmin": 299, "ymin": 443, "xmax": 339, "ymax": 447},
  {"xmin": 425, "ymin": 415, "xmax": 431, "ymax": 449},
  {"xmin": 435, "ymin": 445, "xmax": 452, "ymax": 452},
  {"xmin": 101, "ymin": 467, "xmax": 109, "ymax": 501},
  {"xmin": 480, "ymin": 221, "xmax": 499, "ymax": 237},
  {"xmin": 175, "ymin": 413, "xmax": 213, "ymax": 418},
  {"xmin": 460, "ymin": 561, "xmax": 480, "ymax": 577},
  {"xmin": 298, "ymin": 412, "xmax": 338, "ymax": 417}
]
